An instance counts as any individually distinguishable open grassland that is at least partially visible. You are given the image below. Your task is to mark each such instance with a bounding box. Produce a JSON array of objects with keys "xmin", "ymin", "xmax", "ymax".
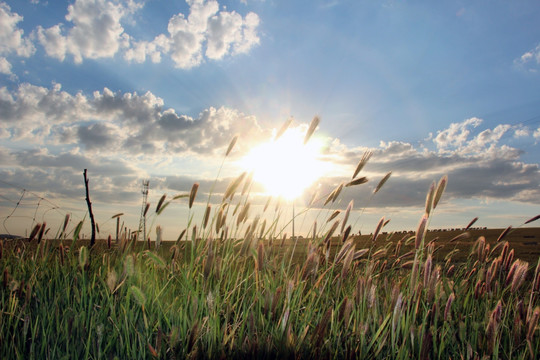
[
  {"xmin": 1, "ymin": 219, "xmax": 539, "ymax": 359},
  {"xmin": 1, "ymin": 131, "xmax": 540, "ymax": 359}
]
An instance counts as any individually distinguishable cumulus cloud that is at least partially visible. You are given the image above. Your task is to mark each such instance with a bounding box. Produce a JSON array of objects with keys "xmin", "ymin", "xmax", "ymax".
[
  {"xmin": 0, "ymin": 57, "xmax": 11, "ymax": 74},
  {"xmin": 319, "ymin": 117, "xmax": 540, "ymax": 209},
  {"xmin": 36, "ymin": 0, "xmax": 136, "ymax": 63},
  {"xmin": 0, "ymin": 3, "xmax": 35, "ymax": 74},
  {"xmin": 34, "ymin": 0, "xmax": 260, "ymax": 68},
  {"xmin": 129, "ymin": 0, "xmax": 260, "ymax": 68},
  {"xmin": 433, "ymin": 117, "xmax": 482, "ymax": 151},
  {"xmin": 514, "ymin": 43, "xmax": 540, "ymax": 72},
  {"xmin": 206, "ymin": 9, "xmax": 260, "ymax": 59},
  {"xmin": 0, "ymin": 82, "xmax": 267, "ymax": 156},
  {"xmin": 1, "ymin": 81, "xmax": 539, "ymax": 227}
]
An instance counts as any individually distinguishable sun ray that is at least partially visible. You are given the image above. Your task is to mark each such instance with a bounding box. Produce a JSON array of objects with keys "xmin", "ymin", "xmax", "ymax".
[{"xmin": 239, "ymin": 126, "xmax": 331, "ymax": 200}]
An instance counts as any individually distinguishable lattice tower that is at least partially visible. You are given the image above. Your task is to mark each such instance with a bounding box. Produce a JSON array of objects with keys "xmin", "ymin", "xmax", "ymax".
[{"xmin": 138, "ymin": 180, "xmax": 149, "ymax": 241}]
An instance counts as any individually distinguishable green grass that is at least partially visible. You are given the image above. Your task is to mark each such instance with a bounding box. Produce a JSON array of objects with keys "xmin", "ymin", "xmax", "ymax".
[{"xmin": 1, "ymin": 139, "xmax": 539, "ymax": 359}]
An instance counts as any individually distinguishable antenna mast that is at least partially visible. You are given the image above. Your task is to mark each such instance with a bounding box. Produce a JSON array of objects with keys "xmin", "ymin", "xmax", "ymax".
[{"xmin": 138, "ymin": 180, "xmax": 149, "ymax": 241}]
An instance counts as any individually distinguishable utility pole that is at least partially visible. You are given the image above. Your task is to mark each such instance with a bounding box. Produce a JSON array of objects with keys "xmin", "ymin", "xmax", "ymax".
[{"xmin": 138, "ymin": 180, "xmax": 149, "ymax": 241}]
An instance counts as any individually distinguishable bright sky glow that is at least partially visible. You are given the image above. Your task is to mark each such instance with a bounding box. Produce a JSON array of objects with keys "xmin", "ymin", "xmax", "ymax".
[
  {"xmin": 1, "ymin": 0, "xmax": 540, "ymax": 239},
  {"xmin": 239, "ymin": 127, "xmax": 330, "ymax": 200}
]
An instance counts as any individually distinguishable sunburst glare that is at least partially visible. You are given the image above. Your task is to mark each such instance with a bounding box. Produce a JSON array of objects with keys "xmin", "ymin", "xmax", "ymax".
[{"xmin": 239, "ymin": 126, "xmax": 331, "ymax": 200}]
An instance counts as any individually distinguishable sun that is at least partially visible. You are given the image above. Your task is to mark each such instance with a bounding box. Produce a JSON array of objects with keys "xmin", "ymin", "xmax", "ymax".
[{"xmin": 239, "ymin": 126, "xmax": 330, "ymax": 200}]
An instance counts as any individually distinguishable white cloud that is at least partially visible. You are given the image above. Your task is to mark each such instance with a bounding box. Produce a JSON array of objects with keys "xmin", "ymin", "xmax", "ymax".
[
  {"xmin": 2, "ymin": 82, "xmax": 539, "ymax": 223},
  {"xmin": 0, "ymin": 3, "xmax": 35, "ymax": 73},
  {"xmin": 433, "ymin": 117, "xmax": 482, "ymax": 151},
  {"xmin": 0, "ymin": 83, "xmax": 267, "ymax": 156},
  {"xmin": 36, "ymin": 0, "xmax": 136, "ymax": 63},
  {"xmin": 514, "ymin": 127, "xmax": 529, "ymax": 138},
  {"xmin": 534, "ymin": 128, "xmax": 540, "ymax": 140},
  {"xmin": 34, "ymin": 0, "xmax": 261, "ymax": 68},
  {"xmin": 322, "ymin": 117, "xmax": 540, "ymax": 207},
  {"xmin": 206, "ymin": 10, "xmax": 260, "ymax": 59},
  {"xmin": 0, "ymin": 56, "xmax": 11, "ymax": 74},
  {"xmin": 514, "ymin": 43, "xmax": 540, "ymax": 72},
  {"xmin": 148, "ymin": 0, "xmax": 260, "ymax": 68},
  {"xmin": 35, "ymin": 25, "xmax": 68, "ymax": 61}
]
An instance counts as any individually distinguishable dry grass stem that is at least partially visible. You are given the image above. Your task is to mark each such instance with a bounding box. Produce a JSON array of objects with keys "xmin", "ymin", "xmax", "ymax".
[
  {"xmin": 225, "ymin": 135, "xmax": 238, "ymax": 156},
  {"xmin": 425, "ymin": 181, "xmax": 435, "ymax": 216},
  {"xmin": 341, "ymin": 200, "xmax": 353, "ymax": 234},
  {"xmin": 465, "ymin": 217, "xmax": 479, "ymax": 231},
  {"xmin": 497, "ymin": 226, "xmax": 512, "ymax": 242},
  {"xmin": 203, "ymin": 205, "xmax": 211, "ymax": 229},
  {"xmin": 433, "ymin": 175, "xmax": 448, "ymax": 209},
  {"xmin": 524, "ymin": 214, "xmax": 540, "ymax": 225},
  {"xmin": 224, "ymin": 172, "xmax": 247, "ymax": 201},
  {"xmin": 372, "ymin": 216, "xmax": 385, "ymax": 242},
  {"xmin": 189, "ymin": 183, "xmax": 199, "ymax": 209},
  {"xmin": 415, "ymin": 214, "xmax": 428, "ymax": 249},
  {"xmin": 353, "ymin": 150, "xmax": 373, "ymax": 179},
  {"xmin": 374, "ymin": 171, "xmax": 392, "ymax": 194},
  {"xmin": 156, "ymin": 194, "xmax": 166, "ymax": 213},
  {"xmin": 345, "ymin": 177, "xmax": 368, "ymax": 187},
  {"xmin": 304, "ymin": 116, "xmax": 320, "ymax": 145},
  {"xmin": 322, "ymin": 220, "xmax": 340, "ymax": 245},
  {"xmin": 327, "ymin": 210, "xmax": 341, "ymax": 222}
]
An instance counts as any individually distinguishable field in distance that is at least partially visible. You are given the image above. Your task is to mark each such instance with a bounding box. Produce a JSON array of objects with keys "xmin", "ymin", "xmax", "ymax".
[{"xmin": 4, "ymin": 227, "xmax": 538, "ymax": 264}]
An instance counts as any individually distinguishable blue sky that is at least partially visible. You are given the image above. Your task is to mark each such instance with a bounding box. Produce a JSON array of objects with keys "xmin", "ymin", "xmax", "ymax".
[{"xmin": 1, "ymin": 0, "xmax": 540, "ymax": 239}]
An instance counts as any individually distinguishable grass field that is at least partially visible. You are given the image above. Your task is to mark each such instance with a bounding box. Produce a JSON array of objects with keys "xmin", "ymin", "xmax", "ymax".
[
  {"xmin": 1, "ymin": 135, "xmax": 539, "ymax": 358},
  {"xmin": 1, "ymin": 221, "xmax": 539, "ymax": 359}
]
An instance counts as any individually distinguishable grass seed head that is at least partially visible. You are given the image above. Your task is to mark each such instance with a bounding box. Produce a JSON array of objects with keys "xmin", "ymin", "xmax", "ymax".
[
  {"xmin": 155, "ymin": 194, "xmax": 166, "ymax": 213},
  {"xmin": 225, "ymin": 135, "xmax": 238, "ymax": 156},
  {"xmin": 524, "ymin": 214, "xmax": 540, "ymax": 225},
  {"xmin": 433, "ymin": 175, "xmax": 448, "ymax": 209},
  {"xmin": 257, "ymin": 241, "xmax": 264, "ymax": 272},
  {"xmin": 177, "ymin": 228, "xmax": 186, "ymax": 242},
  {"xmin": 465, "ymin": 217, "xmax": 479, "ymax": 231},
  {"xmin": 497, "ymin": 225, "xmax": 512, "ymax": 242},
  {"xmin": 341, "ymin": 225, "xmax": 351, "ymax": 243},
  {"xmin": 203, "ymin": 205, "xmax": 211, "ymax": 229},
  {"xmin": 345, "ymin": 176, "xmax": 368, "ymax": 187},
  {"xmin": 511, "ymin": 260, "xmax": 529, "ymax": 293},
  {"xmin": 425, "ymin": 181, "xmax": 436, "ymax": 216},
  {"xmin": 415, "ymin": 214, "xmax": 428, "ymax": 249},
  {"xmin": 374, "ymin": 171, "xmax": 392, "ymax": 194},
  {"xmin": 107, "ymin": 270, "xmax": 118, "ymax": 293},
  {"xmin": 341, "ymin": 246, "xmax": 355, "ymax": 280},
  {"xmin": 28, "ymin": 223, "xmax": 41, "ymax": 242},
  {"xmin": 444, "ymin": 293, "xmax": 455, "ymax": 321},
  {"xmin": 130, "ymin": 285, "xmax": 146, "ymax": 309},
  {"xmin": 322, "ymin": 220, "xmax": 340, "ymax": 245},
  {"xmin": 424, "ymin": 254, "xmax": 433, "ymax": 288},
  {"xmin": 504, "ymin": 248, "xmax": 515, "ymax": 272},
  {"xmin": 372, "ymin": 216, "xmax": 385, "ymax": 242},
  {"xmin": 37, "ymin": 222, "xmax": 46, "ymax": 243},
  {"xmin": 341, "ymin": 200, "xmax": 353, "ymax": 234},
  {"xmin": 78, "ymin": 245, "xmax": 88, "ymax": 270},
  {"xmin": 527, "ymin": 307, "xmax": 540, "ymax": 340},
  {"xmin": 143, "ymin": 202, "xmax": 150, "ymax": 217},
  {"xmin": 331, "ymin": 183, "xmax": 344, "ymax": 203},
  {"xmin": 353, "ymin": 150, "xmax": 373, "ymax": 179},
  {"xmin": 62, "ymin": 214, "xmax": 70, "ymax": 235},
  {"xmin": 327, "ymin": 210, "xmax": 341, "ymax": 223},
  {"xmin": 189, "ymin": 183, "xmax": 199, "ymax": 209},
  {"xmin": 304, "ymin": 115, "xmax": 320, "ymax": 145}
]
